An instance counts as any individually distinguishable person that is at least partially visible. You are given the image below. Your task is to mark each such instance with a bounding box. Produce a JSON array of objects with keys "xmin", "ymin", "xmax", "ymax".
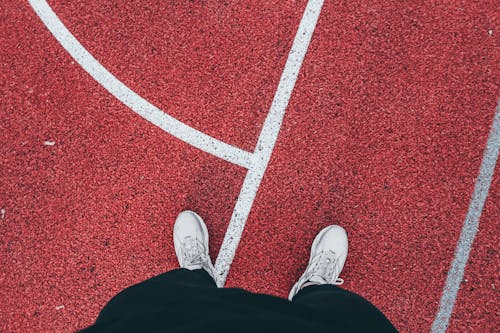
[{"xmin": 80, "ymin": 211, "xmax": 397, "ymax": 332}]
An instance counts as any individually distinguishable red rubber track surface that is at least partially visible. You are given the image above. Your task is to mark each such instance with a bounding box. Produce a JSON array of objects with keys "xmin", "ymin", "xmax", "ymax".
[{"xmin": 1, "ymin": 0, "xmax": 498, "ymax": 332}]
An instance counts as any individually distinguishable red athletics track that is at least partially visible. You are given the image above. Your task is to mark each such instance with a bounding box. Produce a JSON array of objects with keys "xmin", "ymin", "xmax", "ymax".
[{"xmin": 1, "ymin": 1, "xmax": 498, "ymax": 332}]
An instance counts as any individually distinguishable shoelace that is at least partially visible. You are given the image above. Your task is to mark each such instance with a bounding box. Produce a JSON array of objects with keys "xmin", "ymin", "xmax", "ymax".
[
  {"xmin": 307, "ymin": 250, "xmax": 344, "ymax": 285},
  {"xmin": 180, "ymin": 236, "xmax": 207, "ymax": 267}
]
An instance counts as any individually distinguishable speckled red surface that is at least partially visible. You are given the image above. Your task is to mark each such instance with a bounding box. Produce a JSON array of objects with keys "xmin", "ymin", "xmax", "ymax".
[{"xmin": 0, "ymin": 1, "xmax": 498, "ymax": 332}]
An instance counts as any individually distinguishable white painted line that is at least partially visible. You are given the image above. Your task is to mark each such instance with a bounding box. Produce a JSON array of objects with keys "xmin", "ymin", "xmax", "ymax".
[
  {"xmin": 28, "ymin": 0, "xmax": 253, "ymax": 169},
  {"xmin": 26, "ymin": 2, "xmax": 500, "ymax": 326},
  {"xmin": 431, "ymin": 101, "xmax": 500, "ymax": 333},
  {"xmin": 214, "ymin": 0, "xmax": 325, "ymax": 286},
  {"xmin": 43, "ymin": 140, "xmax": 56, "ymax": 146},
  {"xmin": 30, "ymin": 0, "xmax": 325, "ymax": 289}
]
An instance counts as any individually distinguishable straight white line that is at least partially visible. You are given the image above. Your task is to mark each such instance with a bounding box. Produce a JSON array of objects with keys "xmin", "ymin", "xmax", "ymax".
[
  {"xmin": 28, "ymin": 0, "xmax": 253, "ymax": 169},
  {"xmin": 214, "ymin": 0, "xmax": 325, "ymax": 286},
  {"xmin": 431, "ymin": 101, "xmax": 500, "ymax": 332}
]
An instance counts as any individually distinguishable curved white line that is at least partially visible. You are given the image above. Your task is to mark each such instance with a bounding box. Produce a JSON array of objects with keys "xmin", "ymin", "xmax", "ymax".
[{"xmin": 28, "ymin": 0, "xmax": 253, "ymax": 169}]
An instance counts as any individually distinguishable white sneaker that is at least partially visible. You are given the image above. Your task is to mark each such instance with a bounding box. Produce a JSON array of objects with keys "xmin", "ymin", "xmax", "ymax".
[
  {"xmin": 173, "ymin": 211, "xmax": 216, "ymax": 283},
  {"xmin": 288, "ymin": 225, "xmax": 348, "ymax": 300}
]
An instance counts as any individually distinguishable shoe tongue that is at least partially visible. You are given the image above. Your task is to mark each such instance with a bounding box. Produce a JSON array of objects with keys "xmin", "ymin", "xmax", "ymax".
[{"xmin": 308, "ymin": 275, "xmax": 327, "ymax": 285}]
